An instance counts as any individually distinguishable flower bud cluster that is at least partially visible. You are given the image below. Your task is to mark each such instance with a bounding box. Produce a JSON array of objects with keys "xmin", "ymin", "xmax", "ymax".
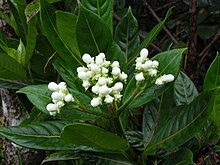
[
  {"xmin": 135, "ymin": 48, "xmax": 159, "ymax": 82},
  {"xmin": 46, "ymin": 82, "xmax": 74, "ymax": 116},
  {"xmin": 155, "ymin": 74, "xmax": 175, "ymax": 85},
  {"xmin": 77, "ymin": 53, "xmax": 128, "ymax": 107}
]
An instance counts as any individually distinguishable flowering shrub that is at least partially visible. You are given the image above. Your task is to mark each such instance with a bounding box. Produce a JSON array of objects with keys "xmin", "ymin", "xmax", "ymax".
[{"xmin": 0, "ymin": 0, "xmax": 218, "ymax": 164}]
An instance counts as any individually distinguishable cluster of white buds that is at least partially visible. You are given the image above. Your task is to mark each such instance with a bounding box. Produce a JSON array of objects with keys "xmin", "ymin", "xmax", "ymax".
[
  {"xmin": 77, "ymin": 53, "xmax": 128, "ymax": 107},
  {"xmin": 135, "ymin": 48, "xmax": 159, "ymax": 82},
  {"xmin": 155, "ymin": 74, "xmax": 175, "ymax": 85},
  {"xmin": 46, "ymin": 82, "xmax": 74, "ymax": 116}
]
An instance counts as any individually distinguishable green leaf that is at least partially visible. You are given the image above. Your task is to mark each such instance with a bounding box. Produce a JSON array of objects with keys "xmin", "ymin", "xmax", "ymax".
[
  {"xmin": 76, "ymin": 3, "xmax": 112, "ymax": 56},
  {"xmin": 81, "ymin": 0, "xmax": 113, "ymax": 33},
  {"xmin": 145, "ymin": 90, "xmax": 215, "ymax": 153},
  {"xmin": 42, "ymin": 151, "xmax": 133, "ymax": 165},
  {"xmin": 0, "ymin": 78, "xmax": 27, "ymax": 89},
  {"xmin": 128, "ymin": 7, "xmax": 173, "ymax": 65},
  {"xmin": 0, "ymin": 121, "xmax": 100, "ymax": 151},
  {"xmin": 25, "ymin": 0, "xmax": 40, "ymax": 22},
  {"xmin": 25, "ymin": 17, "xmax": 37, "ymax": 65},
  {"xmin": 174, "ymin": 71, "xmax": 198, "ymax": 105},
  {"xmin": 114, "ymin": 7, "xmax": 139, "ymax": 64},
  {"xmin": 204, "ymin": 55, "xmax": 220, "ymax": 126},
  {"xmin": 17, "ymin": 84, "xmax": 51, "ymax": 114},
  {"xmin": 61, "ymin": 123, "xmax": 129, "ymax": 151},
  {"xmin": 56, "ymin": 11, "xmax": 80, "ymax": 57},
  {"xmin": 16, "ymin": 39, "xmax": 26, "ymax": 66},
  {"xmin": 125, "ymin": 131, "xmax": 143, "ymax": 151},
  {"xmin": 122, "ymin": 49, "xmax": 185, "ymax": 109},
  {"xmin": 0, "ymin": 53, "xmax": 27, "ymax": 80},
  {"xmin": 162, "ymin": 149, "xmax": 195, "ymax": 165},
  {"xmin": 39, "ymin": 0, "xmax": 83, "ymax": 68}
]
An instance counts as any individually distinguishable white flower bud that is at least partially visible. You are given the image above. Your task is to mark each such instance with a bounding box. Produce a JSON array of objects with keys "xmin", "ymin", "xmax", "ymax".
[
  {"xmin": 107, "ymin": 78, "xmax": 113, "ymax": 84},
  {"xmin": 58, "ymin": 82, "xmax": 67, "ymax": 91},
  {"xmin": 103, "ymin": 61, "xmax": 110, "ymax": 67},
  {"xmin": 111, "ymin": 61, "xmax": 120, "ymax": 68},
  {"xmin": 135, "ymin": 57, "xmax": 142, "ymax": 63},
  {"xmin": 91, "ymin": 97, "xmax": 101, "ymax": 107},
  {"xmin": 86, "ymin": 71, "xmax": 93, "ymax": 78},
  {"xmin": 57, "ymin": 101, "xmax": 65, "ymax": 107},
  {"xmin": 64, "ymin": 94, "xmax": 74, "ymax": 102},
  {"xmin": 143, "ymin": 60, "xmax": 153, "ymax": 70},
  {"xmin": 148, "ymin": 69, "xmax": 157, "ymax": 77},
  {"xmin": 49, "ymin": 111, "xmax": 56, "ymax": 116},
  {"xmin": 155, "ymin": 78, "xmax": 164, "ymax": 85},
  {"xmin": 90, "ymin": 64, "xmax": 100, "ymax": 73},
  {"xmin": 92, "ymin": 84, "xmax": 100, "ymax": 94},
  {"xmin": 120, "ymin": 72, "xmax": 128, "ymax": 81},
  {"xmin": 97, "ymin": 52, "xmax": 105, "ymax": 59},
  {"xmin": 98, "ymin": 77, "xmax": 108, "ymax": 85},
  {"xmin": 164, "ymin": 74, "xmax": 175, "ymax": 83},
  {"xmin": 104, "ymin": 95, "xmax": 114, "ymax": 103},
  {"xmin": 95, "ymin": 56, "xmax": 104, "ymax": 66},
  {"xmin": 140, "ymin": 48, "xmax": 149, "ymax": 58},
  {"xmin": 82, "ymin": 53, "xmax": 93, "ymax": 64},
  {"xmin": 48, "ymin": 82, "xmax": 59, "ymax": 91},
  {"xmin": 46, "ymin": 103, "xmax": 58, "ymax": 112},
  {"xmin": 114, "ymin": 94, "xmax": 122, "ymax": 100},
  {"xmin": 51, "ymin": 91, "xmax": 64, "ymax": 101},
  {"xmin": 152, "ymin": 60, "xmax": 159, "ymax": 68},
  {"xmin": 114, "ymin": 82, "xmax": 123, "ymax": 92},
  {"xmin": 77, "ymin": 67, "xmax": 86, "ymax": 73},
  {"xmin": 78, "ymin": 71, "xmax": 87, "ymax": 80},
  {"xmin": 135, "ymin": 72, "xmax": 145, "ymax": 82},
  {"xmin": 82, "ymin": 80, "xmax": 90, "ymax": 90},
  {"xmin": 101, "ymin": 67, "xmax": 109, "ymax": 74},
  {"xmin": 98, "ymin": 85, "xmax": 111, "ymax": 96},
  {"xmin": 112, "ymin": 67, "xmax": 121, "ymax": 76},
  {"xmin": 135, "ymin": 62, "xmax": 142, "ymax": 70}
]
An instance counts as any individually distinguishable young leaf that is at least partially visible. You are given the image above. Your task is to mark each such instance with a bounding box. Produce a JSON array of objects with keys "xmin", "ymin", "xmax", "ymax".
[
  {"xmin": 145, "ymin": 90, "xmax": 214, "ymax": 154},
  {"xmin": 0, "ymin": 53, "xmax": 27, "ymax": 80},
  {"xmin": 114, "ymin": 7, "xmax": 139, "ymax": 64},
  {"xmin": 16, "ymin": 39, "xmax": 26, "ymax": 66},
  {"xmin": 0, "ymin": 121, "xmax": 99, "ymax": 151},
  {"xmin": 39, "ymin": 0, "xmax": 83, "ymax": 68},
  {"xmin": 81, "ymin": 0, "xmax": 113, "ymax": 33},
  {"xmin": 76, "ymin": 4, "xmax": 112, "ymax": 56},
  {"xmin": 128, "ymin": 7, "xmax": 173, "ymax": 65},
  {"xmin": 174, "ymin": 71, "xmax": 198, "ymax": 105},
  {"xmin": 61, "ymin": 123, "xmax": 129, "ymax": 151},
  {"xmin": 56, "ymin": 11, "xmax": 80, "ymax": 57},
  {"xmin": 204, "ymin": 55, "xmax": 220, "ymax": 126},
  {"xmin": 17, "ymin": 84, "xmax": 51, "ymax": 114}
]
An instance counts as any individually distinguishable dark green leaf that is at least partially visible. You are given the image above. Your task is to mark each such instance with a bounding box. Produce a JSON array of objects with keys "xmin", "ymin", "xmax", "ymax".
[
  {"xmin": 61, "ymin": 123, "xmax": 129, "ymax": 151},
  {"xmin": 17, "ymin": 84, "xmax": 51, "ymax": 114},
  {"xmin": 40, "ymin": 0, "xmax": 83, "ymax": 68},
  {"xmin": 0, "ymin": 78, "xmax": 27, "ymax": 89},
  {"xmin": 162, "ymin": 149, "xmax": 195, "ymax": 165},
  {"xmin": 128, "ymin": 7, "xmax": 173, "ymax": 65},
  {"xmin": 56, "ymin": 11, "xmax": 80, "ymax": 57},
  {"xmin": 76, "ymin": 4, "xmax": 112, "ymax": 56},
  {"xmin": 146, "ymin": 90, "xmax": 214, "ymax": 153},
  {"xmin": 81, "ymin": 0, "xmax": 113, "ymax": 33},
  {"xmin": 125, "ymin": 131, "xmax": 143, "ymax": 151},
  {"xmin": 0, "ymin": 53, "xmax": 27, "ymax": 80},
  {"xmin": 114, "ymin": 7, "xmax": 139, "ymax": 64},
  {"xmin": 0, "ymin": 121, "xmax": 100, "ymax": 151},
  {"xmin": 174, "ymin": 71, "xmax": 198, "ymax": 105}
]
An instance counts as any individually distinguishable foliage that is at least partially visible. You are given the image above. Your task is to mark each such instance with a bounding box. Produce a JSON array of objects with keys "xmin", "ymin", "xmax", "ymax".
[{"xmin": 0, "ymin": 0, "xmax": 219, "ymax": 164}]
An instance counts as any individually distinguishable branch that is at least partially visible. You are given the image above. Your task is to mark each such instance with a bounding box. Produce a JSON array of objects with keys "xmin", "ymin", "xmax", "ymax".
[{"xmin": 143, "ymin": 0, "xmax": 178, "ymax": 44}]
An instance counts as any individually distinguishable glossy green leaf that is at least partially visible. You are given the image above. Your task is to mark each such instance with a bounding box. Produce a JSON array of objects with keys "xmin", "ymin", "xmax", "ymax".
[
  {"xmin": 76, "ymin": 4, "xmax": 112, "ymax": 56},
  {"xmin": 114, "ymin": 7, "xmax": 139, "ymax": 64},
  {"xmin": 81, "ymin": 0, "xmax": 113, "ymax": 33},
  {"xmin": 40, "ymin": 0, "xmax": 83, "ymax": 68},
  {"xmin": 0, "ymin": 121, "xmax": 99, "ymax": 151},
  {"xmin": 61, "ymin": 123, "xmax": 129, "ymax": 151},
  {"xmin": 125, "ymin": 131, "xmax": 143, "ymax": 151},
  {"xmin": 145, "ymin": 90, "xmax": 214, "ymax": 153},
  {"xmin": 0, "ymin": 78, "xmax": 27, "ymax": 89},
  {"xmin": 162, "ymin": 149, "xmax": 195, "ymax": 165},
  {"xmin": 25, "ymin": 17, "xmax": 37, "ymax": 65},
  {"xmin": 16, "ymin": 39, "xmax": 26, "ymax": 65},
  {"xmin": 204, "ymin": 55, "xmax": 220, "ymax": 126},
  {"xmin": 17, "ymin": 84, "xmax": 51, "ymax": 114},
  {"xmin": 42, "ymin": 151, "xmax": 132, "ymax": 165},
  {"xmin": 56, "ymin": 11, "xmax": 80, "ymax": 57},
  {"xmin": 128, "ymin": 7, "xmax": 173, "ymax": 65},
  {"xmin": 174, "ymin": 71, "xmax": 198, "ymax": 105},
  {"xmin": 122, "ymin": 49, "xmax": 185, "ymax": 109},
  {"xmin": 0, "ymin": 53, "xmax": 27, "ymax": 80}
]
